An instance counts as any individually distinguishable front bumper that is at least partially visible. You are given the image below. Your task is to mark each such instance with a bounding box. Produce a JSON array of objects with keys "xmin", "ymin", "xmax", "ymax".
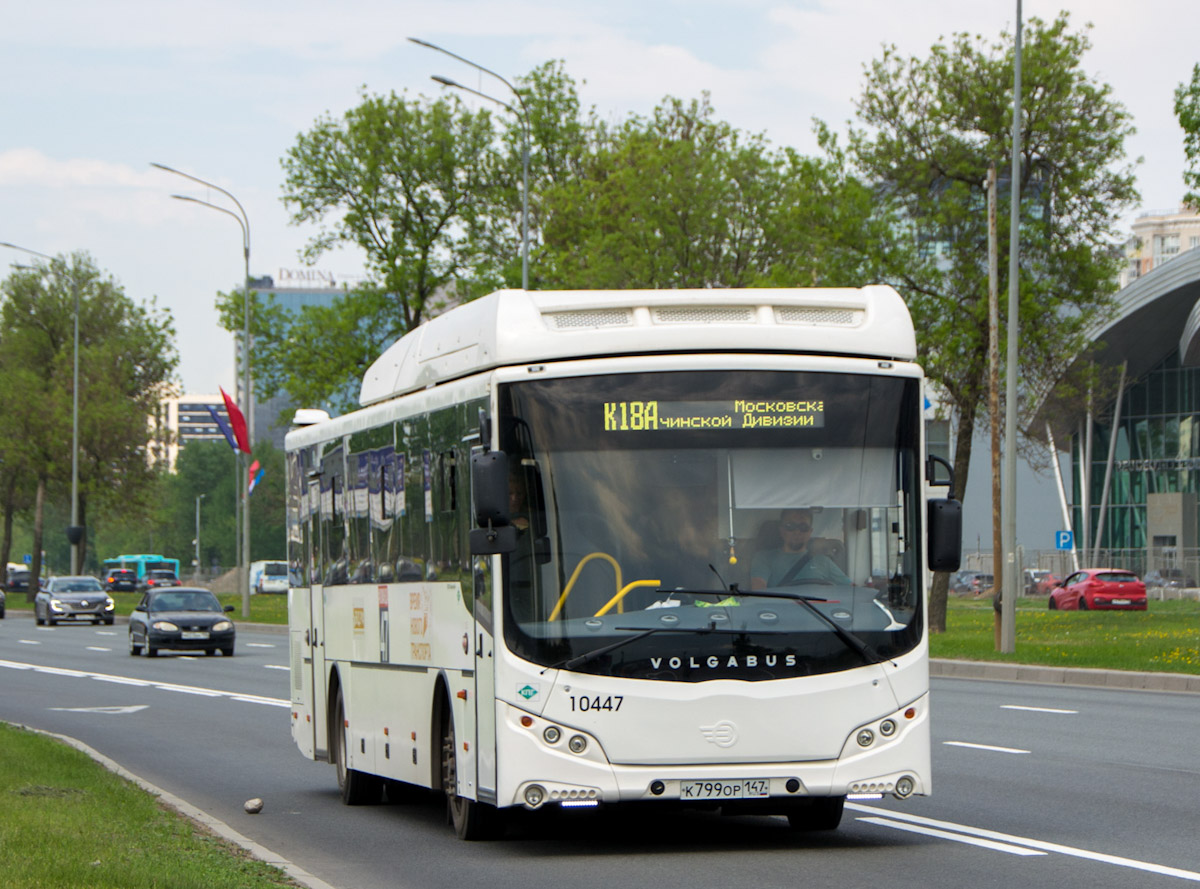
[
  {"xmin": 493, "ymin": 694, "xmax": 931, "ymax": 811},
  {"xmin": 146, "ymin": 629, "xmax": 235, "ymax": 650},
  {"xmin": 49, "ymin": 604, "xmax": 115, "ymax": 621}
]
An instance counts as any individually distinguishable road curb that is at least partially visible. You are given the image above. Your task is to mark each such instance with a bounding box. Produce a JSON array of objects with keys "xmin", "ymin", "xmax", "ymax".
[
  {"xmin": 8, "ymin": 722, "xmax": 339, "ymax": 889},
  {"xmin": 932, "ymin": 658, "xmax": 1200, "ymax": 694}
]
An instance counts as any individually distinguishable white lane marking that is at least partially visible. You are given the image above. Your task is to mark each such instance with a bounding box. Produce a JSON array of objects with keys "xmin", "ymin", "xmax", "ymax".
[
  {"xmin": 245, "ymin": 643, "xmax": 275, "ymax": 648},
  {"xmin": 18, "ymin": 639, "xmax": 40, "ymax": 645},
  {"xmin": 49, "ymin": 705, "xmax": 149, "ymax": 715},
  {"xmin": 86, "ymin": 646, "xmax": 112, "ymax": 652},
  {"xmin": 857, "ymin": 817, "xmax": 1045, "ymax": 856},
  {"xmin": 93, "ymin": 675, "xmax": 151, "ymax": 687},
  {"xmin": 231, "ymin": 694, "xmax": 290, "ymax": 708},
  {"xmin": 850, "ymin": 804, "xmax": 1200, "ymax": 882},
  {"xmin": 264, "ymin": 664, "xmax": 289, "ymax": 671},
  {"xmin": 1002, "ymin": 704, "xmax": 1078, "ymax": 714},
  {"xmin": 95, "ymin": 631, "xmax": 117, "ymax": 637},
  {"xmin": 943, "ymin": 741, "xmax": 1030, "ymax": 754},
  {"xmin": 0, "ymin": 658, "xmax": 288, "ymax": 708}
]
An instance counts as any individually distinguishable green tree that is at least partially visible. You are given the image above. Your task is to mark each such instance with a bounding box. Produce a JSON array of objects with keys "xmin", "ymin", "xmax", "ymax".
[
  {"xmin": 219, "ymin": 89, "xmax": 502, "ymax": 414},
  {"xmin": 222, "ymin": 63, "xmax": 599, "ymax": 416},
  {"xmin": 845, "ymin": 13, "xmax": 1139, "ymax": 631},
  {"xmin": 539, "ymin": 94, "xmax": 892, "ymax": 289},
  {"xmin": 0, "ymin": 254, "xmax": 177, "ymax": 588},
  {"xmin": 1176, "ymin": 62, "xmax": 1200, "ymax": 207}
]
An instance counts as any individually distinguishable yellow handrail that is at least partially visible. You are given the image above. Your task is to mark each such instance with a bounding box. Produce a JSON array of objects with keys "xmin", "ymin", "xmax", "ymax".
[
  {"xmin": 594, "ymin": 579, "xmax": 663, "ymax": 617},
  {"xmin": 547, "ymin": 552, "xmax": 622, "ymax": 622}
]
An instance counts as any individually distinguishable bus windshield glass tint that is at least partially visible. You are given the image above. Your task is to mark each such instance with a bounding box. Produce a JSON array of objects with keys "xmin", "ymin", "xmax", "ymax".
[{"xmin": 498, "ymin": 370, "xmax": 923, "ymax": 681}]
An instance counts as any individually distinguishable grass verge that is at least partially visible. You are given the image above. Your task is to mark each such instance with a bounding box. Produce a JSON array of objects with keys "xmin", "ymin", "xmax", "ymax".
[
  {"xmin": 95, "ymin": 589, "xmax": 1200, "ymax": 673},
  {"xmin": 931, "ymin": 595, "xmax": 1200, "ymax": 674},
  {"xmin": 0, "ymin": 722, "xmax": 300, "ymax": 889},
  {"xmin": 104, "ymin": 591, "xmax": 289, "ymax": 624}
]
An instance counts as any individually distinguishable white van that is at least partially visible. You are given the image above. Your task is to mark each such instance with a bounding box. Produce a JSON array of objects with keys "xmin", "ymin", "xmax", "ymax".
[{"xmin": 250, "ymin": 560, "xmax": 289, "ymax": 595}]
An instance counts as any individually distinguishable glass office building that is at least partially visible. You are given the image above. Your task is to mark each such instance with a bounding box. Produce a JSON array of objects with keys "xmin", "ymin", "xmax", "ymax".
[{"xmin": 1065, "ymin": 239, "xmax": 1200, "ymax": 576}]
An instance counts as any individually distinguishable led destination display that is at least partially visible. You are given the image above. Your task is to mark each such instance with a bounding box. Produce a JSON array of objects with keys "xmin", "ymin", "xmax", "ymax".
[{"xmin": 603, "ymin": 399, "xmax": 826, "ymax": 432}]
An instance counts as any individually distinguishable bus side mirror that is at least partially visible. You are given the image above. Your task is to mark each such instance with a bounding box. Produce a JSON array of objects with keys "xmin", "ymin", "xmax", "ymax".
[
  {"xmin": 470, "ymin": 451, "xmax": 517, "ymax": 555},
  {"xmin": 471, "ymin": 451, "xmax": 510, "ymax": 527},
  {"xmin": 927, "ymin": 498, "xmax": 962, "ymax": 572}
]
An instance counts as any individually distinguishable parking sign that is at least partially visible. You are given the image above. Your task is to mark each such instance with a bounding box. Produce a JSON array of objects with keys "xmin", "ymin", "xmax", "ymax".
[{"xmin": 1055, "ymin": 530, "xmax": 1074, "ymax": 550}]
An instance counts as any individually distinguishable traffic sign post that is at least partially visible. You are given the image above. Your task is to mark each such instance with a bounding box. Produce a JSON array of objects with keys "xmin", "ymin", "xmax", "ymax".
[{"xmin": 1055, "ymin": 530, "xmax": 1074, "ymax": 551}]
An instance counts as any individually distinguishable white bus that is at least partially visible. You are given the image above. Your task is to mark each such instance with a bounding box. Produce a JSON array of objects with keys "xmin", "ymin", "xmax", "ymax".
[{"xmin": 286, "ymin": 287, "xmax": 961, "ymax": 839}]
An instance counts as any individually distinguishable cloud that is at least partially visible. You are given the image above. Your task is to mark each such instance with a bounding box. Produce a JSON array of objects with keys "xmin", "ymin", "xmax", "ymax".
[{"xmin": 0, "ymin": 149, "xmax": 158, "ymax": 189}]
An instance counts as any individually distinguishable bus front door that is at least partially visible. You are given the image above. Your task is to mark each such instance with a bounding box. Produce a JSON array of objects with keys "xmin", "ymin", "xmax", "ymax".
[{"xmin": 308, "ymin": 480, "xmax": 330, "ymax": 761}]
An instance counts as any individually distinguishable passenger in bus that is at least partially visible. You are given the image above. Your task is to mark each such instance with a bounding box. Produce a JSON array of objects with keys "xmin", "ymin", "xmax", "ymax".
[{"xmin": 750, "ymin": 508, "xmax": 851, "ymax": 589}]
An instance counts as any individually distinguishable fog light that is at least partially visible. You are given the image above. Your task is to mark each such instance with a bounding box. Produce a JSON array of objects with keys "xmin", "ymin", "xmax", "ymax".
[
  {"xmin": 543, "ymin": 726, "xmax": 561, "ymax": 744},
  {"xmin": 650, "ymin": 780, "xmax": 665, "ymax": 796},
  {"xmin": 894, "ymin": 775, "xmax": 915, "ymax": 798},
  {"xmin": 879, "ymin": 719, "xmax": 897, "ymax": 737},
  {"xmin": 524, "ymin": 785, "xmax": 546, "ymax": 808},
  {"xmin": 785, "ymin": 779, "xmax": 801, "ymax": 793},
  {"xmin": 856, "ymin": 729, "xmax": 875, "ymax": 747},
  {"xmin": 568, "ymin": 735, "xmax": 588, "ymax": 754}
]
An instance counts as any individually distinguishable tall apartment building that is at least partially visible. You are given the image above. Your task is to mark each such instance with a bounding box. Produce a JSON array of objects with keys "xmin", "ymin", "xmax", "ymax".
[
  {"xmin": 1120, "ymin": 206, "xmax": 1200, "ymax": 288},
  {"xmin": 151, "ymin": 394, "xmax": 236, "ymax": 471}
]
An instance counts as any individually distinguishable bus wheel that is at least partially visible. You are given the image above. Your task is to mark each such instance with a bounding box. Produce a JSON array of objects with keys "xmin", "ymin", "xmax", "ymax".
[
  {"xmin": 787, "ymin": 796, "xmax": 845, "ymax": 831},
  {"xmin": 333, "ymin": 688, "xmax": 383, "ymax": 805},
  {"xmin": 441, "ymin": 710, "xmax": 502, "ymax": 840}
]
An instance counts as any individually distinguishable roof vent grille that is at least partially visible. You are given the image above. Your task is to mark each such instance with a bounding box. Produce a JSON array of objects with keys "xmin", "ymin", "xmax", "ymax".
[
  {"xmin": 775, "ymin": 306, "xmax": 863, "ymax": 326},
  {"xmin": 547, "ymin": 309, "xmax": 633, "ymax": 329},
  {"xmin": 653, "ymin": 305, "xmax": 755, "ymax": 325}
]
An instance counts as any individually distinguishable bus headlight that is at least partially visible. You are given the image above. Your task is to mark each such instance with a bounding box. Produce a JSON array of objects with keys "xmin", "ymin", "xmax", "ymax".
[
  {"xmin": 856, "ymin": 729, "xmax": 875, "ymax": 748},
  {"xmin": 524, "ymin": 785, "xmax": 546, "ymax": 809},
  {"xmin": 568, "ymin": 735, "xmax": 588, "ymax": 754},
  {"xmin": 543, "ymin": 726, "xmax": 561, "ymax": 744}
]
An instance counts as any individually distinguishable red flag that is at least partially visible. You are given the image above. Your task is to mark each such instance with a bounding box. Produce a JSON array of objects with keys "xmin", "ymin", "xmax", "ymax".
[{"xmin": 219, "ymin": 387, "xmax": 251, "ymax": 454}]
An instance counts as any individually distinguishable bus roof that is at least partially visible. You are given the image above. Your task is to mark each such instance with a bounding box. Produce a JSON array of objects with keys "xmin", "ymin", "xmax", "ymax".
[{"xmin": 358, "ymin": 287, "xmax": 916, "ymax": 407}]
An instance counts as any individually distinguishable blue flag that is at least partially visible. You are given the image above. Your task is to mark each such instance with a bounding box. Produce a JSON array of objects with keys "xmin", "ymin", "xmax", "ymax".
[{"xmin": 207, "ymin": 405, "xmax": 240, "ymax": 452}]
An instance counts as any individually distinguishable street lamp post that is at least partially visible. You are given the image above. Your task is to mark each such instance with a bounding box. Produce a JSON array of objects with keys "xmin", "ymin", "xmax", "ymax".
[
  {"xmin": 151, "ymin": 163, "xmax": 253, "ymax": 618},
  {"xmin": 1, "ymin": 241, "xmax": 83, "ymax": 575},
  {"xmin": 409, "ymin": 37, "xmax": 531, "ymax": 290},
  {"xmin": 194, "ymin": 493, "xmax": 206, "ymax": 582}
]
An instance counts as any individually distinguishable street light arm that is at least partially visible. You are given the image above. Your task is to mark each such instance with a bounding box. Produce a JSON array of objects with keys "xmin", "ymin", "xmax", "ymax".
[
  {"xmin": 152, "ymin": 163, "xmax": 250, "ymax": 254},
  {"xmin": 0, "ymin": 241, "xmax": 54, "ymax": 263},
  {"xmin": 408, "ymin": 37, "xmax": 524, "ymax": 103},
  {"xmin": 430, "ymin": 77, "xmax": 527, "ymax": 135},
  {"xmin": 418, "ymin": 42, "xmax": 533, "ymax": 290},
  {"xmin": 168, "ymin": 194, "xmax": 248, "ymax": 247}
]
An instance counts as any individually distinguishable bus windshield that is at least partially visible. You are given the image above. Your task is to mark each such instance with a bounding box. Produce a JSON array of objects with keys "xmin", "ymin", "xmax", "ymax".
[{"xmin": 498, "ymin": 369, "xmax": 923, "ymax": 681}]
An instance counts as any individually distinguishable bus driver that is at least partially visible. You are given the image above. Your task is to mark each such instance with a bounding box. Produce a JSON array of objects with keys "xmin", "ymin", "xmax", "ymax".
[{"xmin": 750, "ymin": 508, "xmax": 851, "ymax": 589}]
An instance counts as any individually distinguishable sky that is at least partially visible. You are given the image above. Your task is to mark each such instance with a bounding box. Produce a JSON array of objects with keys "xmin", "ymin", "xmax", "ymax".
[{"xmin": 2, "ymin": 1, "xmax": 1195, "ymax": 397}]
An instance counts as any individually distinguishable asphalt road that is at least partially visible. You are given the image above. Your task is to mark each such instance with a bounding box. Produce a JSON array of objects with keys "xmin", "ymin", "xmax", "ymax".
[{"xmin": 2, "ymin": 613, "xmax": 1199, "ymax": 889}]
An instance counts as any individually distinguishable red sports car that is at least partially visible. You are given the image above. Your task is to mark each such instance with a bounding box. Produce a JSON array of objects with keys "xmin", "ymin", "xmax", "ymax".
[{"xmin": 1048, "ymin": 569, "xmax": 1147, "ymax": 611}]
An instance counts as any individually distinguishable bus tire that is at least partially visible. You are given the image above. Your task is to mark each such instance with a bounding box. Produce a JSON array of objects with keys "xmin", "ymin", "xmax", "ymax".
[
  {"xmin": 441, "ymin": 708, "xmax": 502, "ymax": 840},
  {"xmin": 333, "ymin": 688, "xmax": 383, "ymax": 805},
  {"xmin": 787, "ymin": 796, "xmax": 845, "ymax": 831}
]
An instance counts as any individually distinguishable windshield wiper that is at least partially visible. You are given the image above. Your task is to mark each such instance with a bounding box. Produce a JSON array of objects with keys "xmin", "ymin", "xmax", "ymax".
[
  {"xmin": 541, "ymin": 624, "xmax": 717, "ymax": 674},
  {"xmin": 747, "ymin": 589, "xmax": 893, "ymax": 666},
  {"xmin": 682, "ymin": 585, "xmax": 892, "ymax": 667}
]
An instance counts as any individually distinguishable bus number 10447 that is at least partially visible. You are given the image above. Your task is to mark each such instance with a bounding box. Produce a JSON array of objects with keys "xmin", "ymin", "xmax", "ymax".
[{"xmin": 568, "ymin": 695, "xmax": 624, "ymax": 712}]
